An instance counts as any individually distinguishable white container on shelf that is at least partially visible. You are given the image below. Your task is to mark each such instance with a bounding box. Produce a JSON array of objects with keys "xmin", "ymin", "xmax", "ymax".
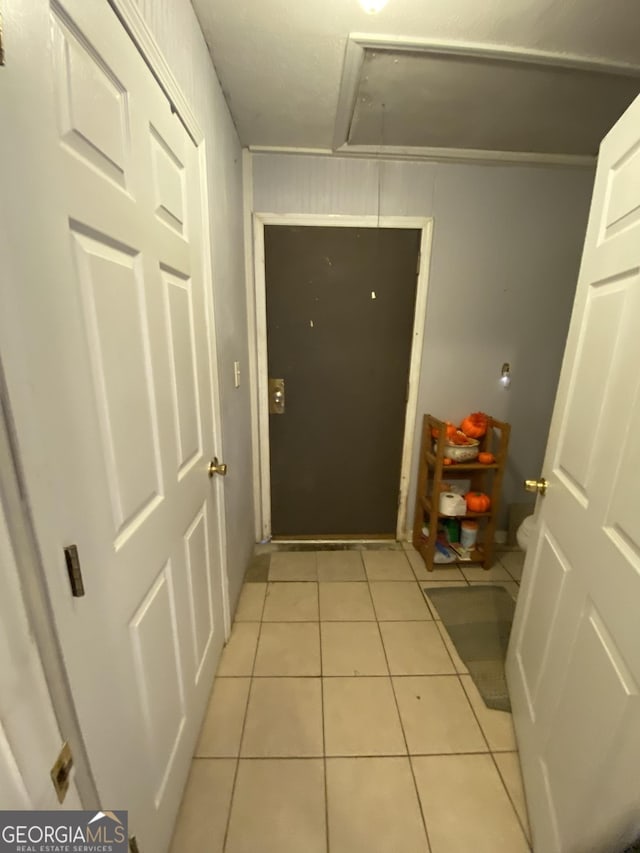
[
  {"xmin": 435, "ymin": 438, "xmax": 480, "ymax": 462},
  {"xmin": 460, "ymin": 520, "xmax": 479, "ymax": 549}
]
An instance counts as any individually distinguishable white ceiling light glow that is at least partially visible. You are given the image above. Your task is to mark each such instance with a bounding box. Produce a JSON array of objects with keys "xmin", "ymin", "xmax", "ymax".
[{"xmin": 359, "ymin": 0, "xmax": 389, "ymax": 13}]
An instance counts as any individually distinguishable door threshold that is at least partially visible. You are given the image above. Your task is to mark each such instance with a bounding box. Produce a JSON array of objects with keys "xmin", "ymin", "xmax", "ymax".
[
  {"xmin": 272, "ymin": 535, "xmax": 395, "ymax": 543},
  {"xmin": 268, "ymin": 537, "xmax": 403, "ymax": 551}
]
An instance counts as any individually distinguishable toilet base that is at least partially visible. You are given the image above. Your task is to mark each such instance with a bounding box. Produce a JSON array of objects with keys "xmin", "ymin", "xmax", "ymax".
[{"xmin": 516, "ymin": 515, "xmax": 535, "ymax": 552}]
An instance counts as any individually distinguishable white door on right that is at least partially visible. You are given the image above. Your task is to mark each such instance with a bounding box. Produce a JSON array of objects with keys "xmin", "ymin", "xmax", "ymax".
[{"xmin": 507, "ymin": 93, "xmax": 640, "ymax": 853}]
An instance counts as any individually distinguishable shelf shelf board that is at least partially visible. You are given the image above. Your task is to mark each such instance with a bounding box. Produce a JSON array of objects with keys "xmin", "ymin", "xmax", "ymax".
[
  {"xmin": 420, "ymin": 496, "xmax": 491, "ymax": 518},
  {"xmin": 459, "ymin": 548, "xmax": 485, "ymax": 564},
  {"xmin": 446, "ymin": 463, "xmax": 500, "ymax": 471},
  {"xmin": 424, "ymin": 451, "xmax": 499, "ymax": 470},
  {"xmin": 413, "ymin": 539, "xmax": 486, "ymax": 567}
]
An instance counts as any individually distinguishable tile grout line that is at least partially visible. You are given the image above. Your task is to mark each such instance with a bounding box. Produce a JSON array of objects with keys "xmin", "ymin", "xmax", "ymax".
[
  {"xmin": 413, "ymin": 567, "xmax": 523, "ymax": 849},
  {"xmin": 218, "ymin": 672, "xmax": 468, "ymax": 679},
  {"xmin": 225, "ymin": 548, "xmax": 526, "ymax": 851},
  {"xmin": 251, "ymin": 553, "xmax": 327, "ymax": 848},
  {"xmin": 416, "ymin": 606, "xmax": 460, "ymax": 677},
  {"xmin": 489, "ymin": 751, "xmax": 533, "ymax": 850},
  {"xmin": 198, "ymin": 749, "xmax": 513, "ymax": 761},
  {"xmin": 410, "ymin": 556, "xmax": 524, "ymax": 849},
  {"xmin": 407, "ymin": 551, "xmax": 443, "ymax": 851},
  {"xmin": 317, "ymin": 554, "xmax": 330, "ymax": 853},
  {"xmin": 496, "ymin": 551, "xmax": 525, "ymax": 586},
  {"xmin": 221, "ymin": 557, "xmax": 271, "ymax": 852},
  {"xmin": 367, "ymin": 551, "xmax": 434, "ymax": 853},
  {"xmin": 421, "ymin": 556, "xmax": 530, "ymax": 847},
  {"xmin": 443, "ymin": 633, "xmax": 531, "ymax": 848},
  {"xmin": 421, "ymin": 572, "xmax": 498, "ymax": 757}
]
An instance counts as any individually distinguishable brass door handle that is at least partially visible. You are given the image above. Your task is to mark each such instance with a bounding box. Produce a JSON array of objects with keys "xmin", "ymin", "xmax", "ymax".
[
  {"xmin": 208, "ymin": 458, "xmax": 228, "ymax": 478},
  {"xmin": 524, "ymin": 477, "xmax": 547, "ymax": 496}
]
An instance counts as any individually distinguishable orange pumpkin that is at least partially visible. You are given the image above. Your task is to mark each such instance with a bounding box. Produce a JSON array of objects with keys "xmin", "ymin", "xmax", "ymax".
[
  {"xmin": 460, "ymin": 412, "xmax": 488, "ymax": 438},
  {"xmin": 477, "ymin": 452, "xmax": 495, "ymax": 465},
  {"xmin": 443, "ymin": 457, "xmax": 454, "ymax": 466},
  {"xmin": 465, "ymin": 492, "xmax": 491, "ymax": 513},
  {"xmin": 449, "ymin": 430, "xmax": 474, "ymax": 446},
  {"xmin": 431, "ymin": 421, "xmax": 459, "ymax": 440}
]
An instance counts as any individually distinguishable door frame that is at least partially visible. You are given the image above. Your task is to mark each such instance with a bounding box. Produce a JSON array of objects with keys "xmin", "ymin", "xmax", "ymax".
[{"xmin": 252, "ymin": 213, "xmax": 433, "ymax": 541}]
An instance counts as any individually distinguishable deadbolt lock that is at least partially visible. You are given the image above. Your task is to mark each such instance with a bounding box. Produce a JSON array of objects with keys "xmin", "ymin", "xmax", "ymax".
[{"xmin": 268, "ymin": 378, "xmax": 285, "ymax": 414}]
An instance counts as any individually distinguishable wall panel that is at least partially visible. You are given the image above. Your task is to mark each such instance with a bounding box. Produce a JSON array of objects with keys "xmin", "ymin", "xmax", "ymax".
[{"xmin": 252, "ymin": 152, "xmax": 595, "ymax": 531}]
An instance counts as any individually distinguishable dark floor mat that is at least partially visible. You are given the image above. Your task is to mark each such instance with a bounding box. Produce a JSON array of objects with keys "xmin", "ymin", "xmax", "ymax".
[{"xmin": 424, "ymin": 585, "xmax": 515, "ymax": 712}]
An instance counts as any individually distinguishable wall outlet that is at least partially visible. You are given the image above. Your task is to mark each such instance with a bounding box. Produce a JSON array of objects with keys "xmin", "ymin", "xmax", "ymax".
[{"xmin": 233, "ymin": 361, "xmax": 241, "ymax": 388}]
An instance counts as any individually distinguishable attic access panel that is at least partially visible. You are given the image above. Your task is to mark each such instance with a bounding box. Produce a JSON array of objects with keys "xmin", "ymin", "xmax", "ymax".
[{"xmin": 348, "ymin": 49, "xmax": 640, "ymax": 156}]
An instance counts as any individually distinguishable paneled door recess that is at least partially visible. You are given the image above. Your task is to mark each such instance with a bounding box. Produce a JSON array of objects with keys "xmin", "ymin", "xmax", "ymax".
[
  {"xmin": 507, "ymin": 91, "xmax": 640, "ymax": 853},
  {"xmin": 0, "ymin": 0, "xmax": 227, "ymax": 850},
  {"xmin": 265, "ymin": 226, "xmax": 420, "ymax": 537}
]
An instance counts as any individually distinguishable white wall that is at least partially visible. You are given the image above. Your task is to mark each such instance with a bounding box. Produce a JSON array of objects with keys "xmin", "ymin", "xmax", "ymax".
[
  {"xmin": 252, "ymin": 153, "xmax": 595, "ymax": 531},
  {"xmin": 133, "ymin": 0, "xmax": 254, "ymax": 604}
]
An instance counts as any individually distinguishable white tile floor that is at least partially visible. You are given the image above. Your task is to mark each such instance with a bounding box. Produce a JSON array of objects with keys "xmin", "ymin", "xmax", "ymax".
[{"xmin": 170, "ymin": 547, "xmax": 531, "ymax": 853}]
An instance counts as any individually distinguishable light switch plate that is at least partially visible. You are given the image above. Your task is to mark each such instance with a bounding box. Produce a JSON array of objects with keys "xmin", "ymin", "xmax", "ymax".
[{"xmin": 233, "ymin": 361, "xmax": 241, "ymax": 388}]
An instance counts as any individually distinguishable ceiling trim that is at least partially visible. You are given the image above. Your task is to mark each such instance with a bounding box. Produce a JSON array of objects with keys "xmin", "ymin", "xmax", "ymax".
[
  {"xmin": 347, "ymin": 33, "xmax": 640, "ymax": 76},
  {"xmin": 333, "ymin": 36, "xmax": 369, "ymax": 151},
  {"xmin": 334, "ymin": 144, "xmax": 597, "ymax": 168},
  {"xmin": 249, "ymin": 144, "xmax": 596, "ymax": 169},
  {"xmin": 250, "ymin": 146, "xmax": 336, "ymax": 156},
  {"xmin": 332, "ymin": 33, "xmax": 640, "ymax": 163}
]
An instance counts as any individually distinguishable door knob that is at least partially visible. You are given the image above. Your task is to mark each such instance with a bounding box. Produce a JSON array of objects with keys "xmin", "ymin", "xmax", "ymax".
[
  {"xmin": 524, "ymin": 477, "xmax": 547, "ymax": 496},
  {"xmin": 208, "ymin": 457, "xmax": 228, "ymax": 478}
]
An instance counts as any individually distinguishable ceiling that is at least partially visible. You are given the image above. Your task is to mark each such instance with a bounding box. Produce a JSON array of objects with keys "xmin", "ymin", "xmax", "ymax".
[{"xmin": 192, "ymin": 0, "xmax": 640, "ymax": 162}]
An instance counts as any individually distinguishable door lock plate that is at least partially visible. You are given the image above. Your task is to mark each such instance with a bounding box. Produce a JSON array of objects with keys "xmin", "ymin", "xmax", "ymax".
[
  {"xmin": 64, "ymin": 544, "xmax": 85, "ymax": 597},
  {"xmin": 50, "ymin": 741, "xmax": 73, "ymax": 803},
  {"xmin": 268, "ymin": 378, "xmax": 285, "ymax": 414}
]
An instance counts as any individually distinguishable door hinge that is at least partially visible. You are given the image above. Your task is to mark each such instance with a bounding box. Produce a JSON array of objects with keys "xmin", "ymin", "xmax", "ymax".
[
  {"xmin": 64, "ymin": 544, "xmax": 86, "ymax": 597},
  {"xmin": 50, "ymin": 741, "xmax": 73, "ymax": 804},
  {"xmin": 0, "ymin": 13, "xmax": 5, "ymax": 66},
  {"xmin": 129, "ymin": 837, "xmax": 141, "ymax": 853}
]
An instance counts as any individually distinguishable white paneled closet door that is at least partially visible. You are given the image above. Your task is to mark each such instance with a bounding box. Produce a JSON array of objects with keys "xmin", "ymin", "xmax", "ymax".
[{"xmin": 0, "ymin": 0, "xmax": 227, "ymax": 849}]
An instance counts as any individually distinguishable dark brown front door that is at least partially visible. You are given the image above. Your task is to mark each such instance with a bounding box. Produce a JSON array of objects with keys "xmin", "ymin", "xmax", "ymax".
[{"xmin": 265, "ymin": 225, "xmax": 420, "ymax": 536}]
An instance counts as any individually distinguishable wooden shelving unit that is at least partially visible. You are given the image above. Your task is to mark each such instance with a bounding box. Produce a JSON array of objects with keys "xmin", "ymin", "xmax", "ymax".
[{"xmin": 412, "ymin": 414, "xmax": 510, "ymax": 571}]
